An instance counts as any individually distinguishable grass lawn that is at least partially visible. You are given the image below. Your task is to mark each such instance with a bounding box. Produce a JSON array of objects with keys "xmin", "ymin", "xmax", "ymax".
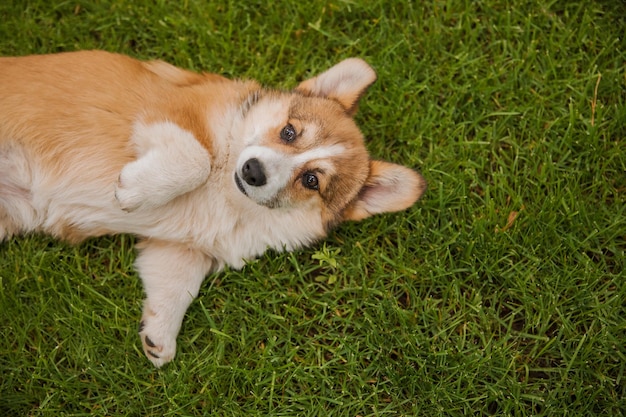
[{"xmin": 1, "ymin": 0, "xmax": 625, "ymax": 415}]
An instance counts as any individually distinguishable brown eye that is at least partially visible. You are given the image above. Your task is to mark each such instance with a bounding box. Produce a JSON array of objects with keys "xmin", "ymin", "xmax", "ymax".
[
  {"xmin": 302, "ymin": 172, "xmax": 319, "ymax": 190},
  {"xmin": 280, "ymin": 124, "xmax": 297, "ymax": 143}
]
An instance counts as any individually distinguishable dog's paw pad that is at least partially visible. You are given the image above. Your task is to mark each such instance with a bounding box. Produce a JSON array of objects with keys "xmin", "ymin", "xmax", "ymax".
[
  {"xmin": 139, "ymin": 321, "xmax": 177, "ymax": 368},
  {"xmin": 144, "ymin": 335, "xmax": 161, "ymax": 358}
]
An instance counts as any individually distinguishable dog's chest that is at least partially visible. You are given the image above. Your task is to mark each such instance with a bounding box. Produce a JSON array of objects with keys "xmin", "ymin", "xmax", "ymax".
[{"xmin": 190, "ymin": 194, "xmax": 326, "ymax": 270}]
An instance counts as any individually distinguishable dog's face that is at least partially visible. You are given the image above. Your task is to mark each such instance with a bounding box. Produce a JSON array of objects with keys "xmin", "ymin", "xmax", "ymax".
[
  {"xmin": 233, "ymin": 92, "xmax": 371, "ymax": 224},
  {"xmin": 232, "ymin": 59, "xmax": 426, "ymax": 229}
]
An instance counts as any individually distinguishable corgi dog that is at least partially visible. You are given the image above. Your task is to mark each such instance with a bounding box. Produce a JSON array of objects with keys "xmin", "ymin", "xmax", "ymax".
[{"xmin": 0, "ymin": 50, "xmax": 426, "ymax": 367}]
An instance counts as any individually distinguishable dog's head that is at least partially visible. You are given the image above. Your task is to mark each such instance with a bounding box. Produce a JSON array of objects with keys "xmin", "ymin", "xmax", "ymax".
[{"xmin": 232, "ymin": 58, "xmax": 426, "ymax": 229}]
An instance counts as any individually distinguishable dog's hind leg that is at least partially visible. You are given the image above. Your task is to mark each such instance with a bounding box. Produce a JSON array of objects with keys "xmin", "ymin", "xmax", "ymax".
[
  {"xmin": 134, "ymin": 239, "xmax": 213, "ymax": 367},
  {"xmin": 114, "ymin": 121, "xmax": 211, "ymax": 212},
  {"xmin": 0, "ymin": 143, "xmax": 38, "ymax": 240},
  {"xmin": 0, "ymin": 203, "xmax": 25, "ymax": 241},
  {"xmin": 0, "ymin": 208, "xmax": 14, "ymax": 241}
]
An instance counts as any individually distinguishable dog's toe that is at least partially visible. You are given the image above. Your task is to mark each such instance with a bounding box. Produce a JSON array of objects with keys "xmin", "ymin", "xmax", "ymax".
[
  {"xmin": 114, "ymin": 179, "xmax": 141, "ymax": 212},
  {"xmin": 139, "ymin": 321, "xmax": 177, "ymax": 368}
]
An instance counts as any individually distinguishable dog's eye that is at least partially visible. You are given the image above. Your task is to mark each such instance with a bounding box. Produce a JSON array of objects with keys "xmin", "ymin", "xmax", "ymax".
[
  {"xmin": 280, "ymin": 124, "xmax": 297, "ymax": 143},
  {"xmin": 302, "ymin": 173, "xmax": 319, "ymax": 190}
]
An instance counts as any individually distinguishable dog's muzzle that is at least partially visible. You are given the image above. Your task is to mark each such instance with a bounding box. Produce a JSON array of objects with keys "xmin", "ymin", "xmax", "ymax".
[
  {"xmin": 241, "ymin": 158, "xmax": 266, "ymax": 187},
  {"xmin": 235, "ymin": 158, "xmax": 267, "ymax": 197},
  {"xmin": 234, "ymin": 173, "xmax": 248, "ymax": 196}
]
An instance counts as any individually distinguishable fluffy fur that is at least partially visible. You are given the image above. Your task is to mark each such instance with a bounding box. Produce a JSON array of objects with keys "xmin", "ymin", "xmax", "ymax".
[{"xmin": 0, "ymin": 51, "xmax": 426, "ymax": 366}]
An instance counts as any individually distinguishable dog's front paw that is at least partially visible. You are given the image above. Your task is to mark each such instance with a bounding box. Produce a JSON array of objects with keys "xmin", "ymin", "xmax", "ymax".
[
  {"xmin": 115, "ymin": 175, "xmax": 141, "ymax": 213},
  {"xmin": 115, "ymin": 161, "xmax": 172, "ymax": 213},
  {"xmin": 138, "ymin": 318, "xmax": 177, "ymax": 368},
  {"xmin": 114, "ymin": 162, "xmax": 160, "ymax": 212}
]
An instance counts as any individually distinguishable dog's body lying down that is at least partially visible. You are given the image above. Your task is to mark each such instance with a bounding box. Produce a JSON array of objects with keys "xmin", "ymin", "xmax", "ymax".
[{"xmin": 0, "ymin": 50, "xmax": 426, "ymax": 366}]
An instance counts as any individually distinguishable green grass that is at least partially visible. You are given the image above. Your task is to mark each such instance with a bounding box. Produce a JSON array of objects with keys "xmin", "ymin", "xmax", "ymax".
[{"xmin": 1, "ymin": 0, "xmax": 625, "ymax": 415}]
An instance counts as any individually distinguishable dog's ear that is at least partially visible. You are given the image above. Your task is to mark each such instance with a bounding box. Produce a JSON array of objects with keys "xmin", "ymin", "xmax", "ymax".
[
  {"xmin": 343, "ymin": 160, "xmax": 427, "ymax": 221},
  {"xmin": 296, "ymin": 58, "xmax": 377, "ymax": 116}
]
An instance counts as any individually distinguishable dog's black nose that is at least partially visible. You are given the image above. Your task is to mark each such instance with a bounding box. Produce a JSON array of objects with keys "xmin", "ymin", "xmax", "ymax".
[{"xmin": 241, "ymin": 158, "xmax": 267, "ymax": 187}]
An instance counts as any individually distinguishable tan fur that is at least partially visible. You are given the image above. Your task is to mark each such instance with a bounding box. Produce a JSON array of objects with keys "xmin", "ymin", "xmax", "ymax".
[
  {"xmin": 0, "ymin": 51, "xmax": 256, "ymax": 185},
  {"xmin": 0, "ymin": 50, "xmax": 426, "ymax": 366}
]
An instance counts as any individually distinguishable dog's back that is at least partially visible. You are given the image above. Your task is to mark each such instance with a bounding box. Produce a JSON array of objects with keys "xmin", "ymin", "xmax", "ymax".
[
  {"xmin": 0, "ymin": 52, "xmax": 168, "ymax": 240},
  {"xmin": 0, "ymin": 51, "xmax": 257, "ymax": 242}
]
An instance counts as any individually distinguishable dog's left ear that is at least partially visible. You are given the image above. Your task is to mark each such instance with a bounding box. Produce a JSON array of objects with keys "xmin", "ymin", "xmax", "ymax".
[
  {"xmin": 296, "ymin": 58, "xmax": 377, "ymax": 116},
  {"xmin": 343, "ymin": 160, "xmax": 427, "ymax": 221}
]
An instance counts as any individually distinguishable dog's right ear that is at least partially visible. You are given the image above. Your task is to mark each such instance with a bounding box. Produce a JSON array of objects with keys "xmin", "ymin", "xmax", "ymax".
[
  {"xmin": 342, "ymin": 160, "xmax": 427, "ymax": 222},
  {"xmin": 296, "ymin": 58, "xmax": 377, "ymax": 116}
]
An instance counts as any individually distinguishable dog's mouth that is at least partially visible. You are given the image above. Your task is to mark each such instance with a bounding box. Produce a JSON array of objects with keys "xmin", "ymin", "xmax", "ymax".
[
  {"xmin": 234, "ymin": 172, "xmax": 283, "ymax": 208},
  {"xmin": 234, "ymin": 173, "xmax": 248, "ymax": 196}
]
